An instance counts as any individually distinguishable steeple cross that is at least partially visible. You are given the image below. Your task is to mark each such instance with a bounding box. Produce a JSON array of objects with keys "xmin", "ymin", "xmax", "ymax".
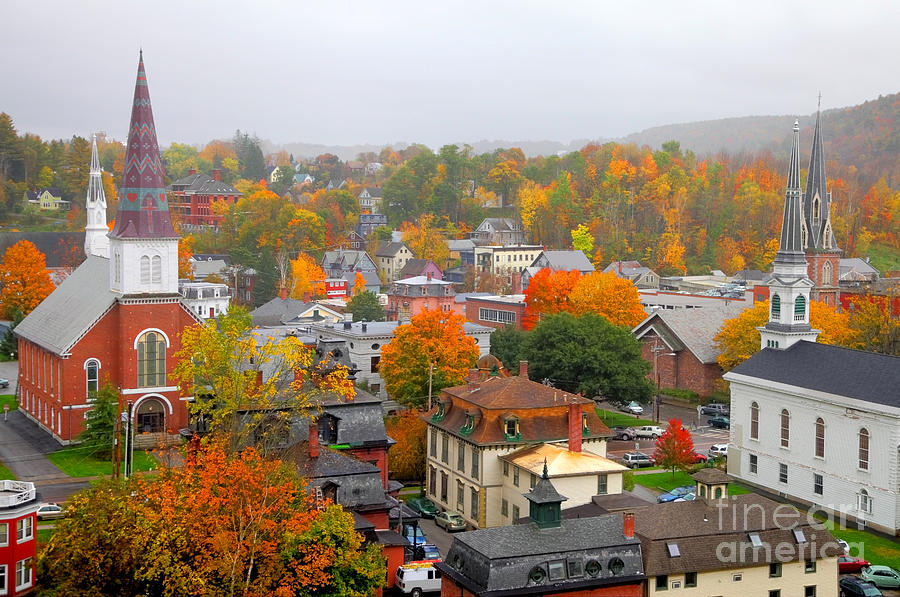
[{"xmin": 142, "ymin": 198, "xmax": 156, "ymax": 233}]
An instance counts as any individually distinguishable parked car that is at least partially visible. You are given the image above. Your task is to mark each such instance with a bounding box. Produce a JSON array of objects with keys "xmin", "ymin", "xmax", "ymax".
[
  {"xmin": 837, "ymin": 538, "xmax": 850, "ymax": 554},
  {"xmin": 402, "ymin": 524, "xmax": 427, "ymax": 546},
  {"xmin": 672, "ymin": 492, "xmax": 696, "ymax": 502},
  {"xmin": 406, "ymin": 496, "xmax": 440, "ymax": 519},
  {"xmin": 36, "ymin": 503, "xmax": 65, "ymax": 521},
  {"xmin": 634, "ymin": 425, "xmax": 665, "ymax": 439},
  {"xmin": 623, "ymin": 401, "xmax": 644, "ymax": 415},
  {"xmin": 839, "ymin": 555, "xmax": 871, "ymax": 574},
  {"xmin": 708, "ymin": 443, "xmax": 728, "ymax": 458},
  {"xmin": 396, "ymin": 561, "xmax": 442, "ymax": 596},
  {"xmin": 708, "ymin": 416, "xmax": 730, "ymax": 429},
  {"xmin": 861, "ymin": 566, "xmax": 900, "ymax": 589},
  {"xmin": 610, "ymin": 426, "xmax": 636, "ymax": 441},
  {"xmin": 406, "ymin": 543, "xmax": 441, "ymax": 563},
  {"xmin": 0, "ymin": 378, "xmax": 9, "ymax": 388},
  {"xmin": 622, "ymin": 452, "xmax": 654, "ymax": 468},
  {"xmin": 840, "ymin": 576, "xmax": 883, "ymax": 597},
  {"xmin": 657, "ymin": 485, "xmax": 695, "ymax": 503},
  {"xmin": 691, "ymin": 451, "xmax": 709, "ymax": 463},
  {"xmin": 434, "ymin": 511, "xmax": 466, "ymax": 532},
  {"xmin": 700, "ymin": 403, "xmax": 730, "ymax": 416}
]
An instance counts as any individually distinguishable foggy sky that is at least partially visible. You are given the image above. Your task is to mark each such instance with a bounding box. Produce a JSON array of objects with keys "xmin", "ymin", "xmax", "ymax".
[{"xmin": 3, "ymin": 0, "xmax": 898, "ymax": 150}]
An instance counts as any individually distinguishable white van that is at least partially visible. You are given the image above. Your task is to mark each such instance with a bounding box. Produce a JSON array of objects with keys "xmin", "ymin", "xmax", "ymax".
[{"xmin": 396, "ymin": 562, "xmax": 442, "ymax": 596}]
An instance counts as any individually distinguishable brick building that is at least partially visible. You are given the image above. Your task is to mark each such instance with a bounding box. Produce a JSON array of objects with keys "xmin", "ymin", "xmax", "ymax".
[
  {"xmin": 168, "ymin": 170, "xmax": 242, "ymax": 230},
  {"xmin": 0, "ymin": 481, "xmax": 39, "ymax": 595},
  {"xmin": 464, "ymin": 294, "xmax": 527, "ymax": 330},
  {"xmin": 385, "ymin": 275, "xmax": 458, "ymax": 321},
  {"xmin": 15, "ymin": 53, "xmax": 201, "ymax": 444}
]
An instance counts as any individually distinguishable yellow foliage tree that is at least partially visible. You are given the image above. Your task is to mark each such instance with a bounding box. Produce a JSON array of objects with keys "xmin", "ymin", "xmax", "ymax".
[
  {"xmin": 290, "ymin": 253, "xmax": 327, "ymax": 300},
  {"xmin": 517, "ymin": 181, "xmax": 549, "ymax": 244},
  {"xmin": 568, "ymin": 271, "xmax": 648, "ymax": 327},
  {"xmin": 401, "ymin": 214, "xmax": 449, "ymax": 265}
]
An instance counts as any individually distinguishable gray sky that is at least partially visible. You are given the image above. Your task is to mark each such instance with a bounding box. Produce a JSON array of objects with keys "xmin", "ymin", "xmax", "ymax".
[{"xmin": 4, "ymin": 0, "xmax": 898, "ymax": 150}]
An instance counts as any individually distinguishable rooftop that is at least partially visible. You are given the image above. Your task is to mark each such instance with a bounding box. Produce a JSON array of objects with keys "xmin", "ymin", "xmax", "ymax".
[{"xmin": 501, "ymin": 443, "xmax": 628, "ymax": 477}]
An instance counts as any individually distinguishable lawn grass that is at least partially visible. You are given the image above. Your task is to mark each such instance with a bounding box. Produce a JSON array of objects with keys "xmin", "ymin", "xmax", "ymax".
[
  {"xmin": 595, "ymin": 408, "xmax": 656, "ymax": 428},
  {"xmin": 0, "ymin": 394, "xmax": 17, "ymax": 411},
  {"xmin": 46, "ymin": 446, "xmax": 158, "ymax": 478},
  {"xmin": 632, "ymin": 468, "xmax": 754, "ymax": 496},
  {"xmin": 816, "ymin": 514, "xmax": 900, "ymax": 564},
  {"xmin": 0, "ymin": 461, "xmax": 14, "ymax": 480},
  {"xmin": 37, "ymin": 528, "xmax": 54, "ymax": 546}
]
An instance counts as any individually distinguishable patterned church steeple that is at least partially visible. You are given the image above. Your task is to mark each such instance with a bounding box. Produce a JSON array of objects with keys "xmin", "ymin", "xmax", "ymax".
[
  {"xmin": 84, "ymin": 135, "xmax": 109, "ymax": 258},
  {"xmin": 759, "ymin": 120, "xmax": 819, "ymax": 351},
  {"xmin": 109, "ymin": 51, "xmax": 177, "ymax": 240},
  {"xmin": 109, "ymin": 52, "xmax": 180, "ymax": 296}
]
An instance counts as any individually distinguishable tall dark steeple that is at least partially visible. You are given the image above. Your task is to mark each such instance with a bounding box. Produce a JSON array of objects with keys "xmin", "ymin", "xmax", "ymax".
[
  {"xmin": 110, "ymin": 52, "xmax": 177, "ymax": 240},
  {"xmin": 759, "ymin": 120, "xmax": 819, "ymax": 351},
  {"xmin": 802, "ymin": 104, "xmax": 837, "ymax": 251}
]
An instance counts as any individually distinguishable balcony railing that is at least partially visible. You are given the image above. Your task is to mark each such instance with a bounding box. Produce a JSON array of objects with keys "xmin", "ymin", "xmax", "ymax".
[{"xmin": 0, "ymin": 480, "xmax": 36, "ymax": 507}]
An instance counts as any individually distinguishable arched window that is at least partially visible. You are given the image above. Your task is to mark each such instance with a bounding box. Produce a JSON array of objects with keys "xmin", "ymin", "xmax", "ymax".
[
  {"xmin": 750, "ymin": 402, "xmax": 759, "ymax": 440},
  {"xmin": 794, "ymin": 295, "xmax": 806, "ymax": 321},
  {"xmin": 859, "ymin": 428, "xmax": 869, "ymax": 470},
  {"xmin": 813, "ymin": 195, "xmax": 821, "ymax": 221},
  {"xmin": 136, "ymin": 397, "xmax": 165, "ymax": 433},
  {"xmin": 822, "ymin": 260, "xmax": 833, "ymax": 285},
  {"xmin": 85, "ymin": 359, "xmax": 100, "ymax": 396},
  {"xmin": 140, "ymin": 255, "xmax": 151, "ymax": 284},
  {"xmin": 714, "ymin": 487, "xmax": 723, "ymax": 499},
  {"xmin": 137, "ymin": 331, "xmax": 166, "ymax": 387},
  {"xmin": 780, "ymin": 409, "xmax": 790, "ymax": 448},
  {"xmin": 859, "ymin": 489, "xmax": 872, "ymax": 514},
  {"xmin": 151, "ymin": 255, "xmax": 162, "ymax": 283},
  {"xmin": 815, "ymin": 418, "xmax": 825, "ymax": 458},
  {"xmin": 771, "ymin": 294, "xmax": 781, "ymax": 319}
]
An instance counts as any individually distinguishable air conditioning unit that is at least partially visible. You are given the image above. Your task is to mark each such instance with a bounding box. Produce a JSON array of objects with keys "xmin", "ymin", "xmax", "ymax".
[{"xmin": 671, "ymin": 581, "xmax": 682, "ymax": 589}]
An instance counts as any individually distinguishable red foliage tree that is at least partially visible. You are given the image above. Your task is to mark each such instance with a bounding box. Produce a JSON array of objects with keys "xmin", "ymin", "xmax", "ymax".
[{"xmin": 652, "ymin": 418, "xmax": 695, "ymax": 476}]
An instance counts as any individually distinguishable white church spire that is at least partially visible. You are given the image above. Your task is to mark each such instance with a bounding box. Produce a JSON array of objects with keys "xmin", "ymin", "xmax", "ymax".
[{"xmin": 84, "ymin": 135, "xmax": 110, "ymax": 258}]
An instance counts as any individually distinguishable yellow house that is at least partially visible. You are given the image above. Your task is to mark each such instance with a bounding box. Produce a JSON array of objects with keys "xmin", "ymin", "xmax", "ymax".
[{"xmin": 635, "ymin": 469, "xmax": 841, "ymax": 597}]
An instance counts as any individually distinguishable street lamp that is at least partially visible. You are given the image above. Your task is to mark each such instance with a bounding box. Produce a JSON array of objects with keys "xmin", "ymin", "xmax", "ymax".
[{"xmin": 651, "ymin": 339, "xmax": 676, "ymax": 423}]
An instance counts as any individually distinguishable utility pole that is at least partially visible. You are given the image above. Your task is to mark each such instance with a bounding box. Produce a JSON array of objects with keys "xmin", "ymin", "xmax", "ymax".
[
  {"xmin": 427, "ymin": 362, "xmax": 434, "ymax": 411},
  {"xmin": 124, "ymin": 400, "xmax": 134, "ymax": 479},
  {"xmin": 112, "ymin": 397, "xmax": 122, "ymax": 480}
]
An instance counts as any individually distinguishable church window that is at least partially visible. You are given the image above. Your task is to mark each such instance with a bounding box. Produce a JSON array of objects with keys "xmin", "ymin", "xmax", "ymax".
[
  {"xmin": 815, "ymin": 418, "xmax": 825, "ymax": 459},
  {"xmin": 85, "ymin": 359, "xmax": 99, "ymax": 396},
  {"xmin": 151, "ymin": 255, "xmax": 162, "ymax": 283},
  {"xmin": 140, "ymin": 255, "xmax": 151, "ymax": 284},
  {"xmin": 794, "ymin": 295, "xmax": 806, "ymax": 321},
  {"xmin": 812, "ymin": 194, "xmax": 821, "ymax": 221},
  {"xmin": 858, "ymin": 428, "xmax": 869, "ymax": 470},
  {"xmin": 771, "ymin": 295, "xmax": 781, "ymax": 319},
  {"xmin": 780, "ymin": 409, "xmax": 790, "ymax": 448},
  {"xmin": 858, "ymin": 489, "xmax": 872, "ymax": 514},
  {"xmin": 115, "ymin": 253, "xmax": 121, "ymax": 283},
  {"xmin": 822, "ymin": 260, "xmax": 833, "ymax": 285},
  {"xmin": 137, "ymin": 331, "xmax": 166, "ymax": 387},
  {"xmin": 750, "ymin": 402, "xmax": 759, "ymax": 440},
  {"xmin": 136, "ymin": 397, "xmax": 165, "ymax": 433}
]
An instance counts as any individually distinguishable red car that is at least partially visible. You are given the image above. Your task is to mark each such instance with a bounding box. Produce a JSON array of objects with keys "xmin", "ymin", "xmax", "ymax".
[
  {"xmin": 839, "ymin": 555, "xmax": 871, "ymax": 574},
  {"xmin": 691, "ymin": 451, "xmax": 708, "ymax": 463}
]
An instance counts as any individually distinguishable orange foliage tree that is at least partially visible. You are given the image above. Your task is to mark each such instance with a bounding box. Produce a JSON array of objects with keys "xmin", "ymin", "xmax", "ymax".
[
  {"xmin": 379, "ymin": 309, "xmax": 479, "ymax": 407},
  {"xmin": 384, "ymin": 411, "xmax": 426, "ymax": 480},
  {"xmin": 290, "ymin": 253, "xmax": 327, "ymax": 300},
  {"xmin": 0, "ymin": 240, "xmax": 55, "ymax": 318},
  {"xmin": 178, "ymin": 233, "xmax": 195, "ymax": 279},
  {"xmin": 522, "ymin": 268, "xmax": 582, "ymax": 330},
  {"xmin": 352, "ymin": 271, "xmax": 367, "ymax": 295},
  {"xmin": 715, "ymin": 299, "xmax": 858, "ymax": 371},
  {"xmin": 568, "ymin": 271, "xmax": 647, "ymax": 327},
  {"xmin": 38, "ymin": 443, "xmax": 386, "ymax": 597}
]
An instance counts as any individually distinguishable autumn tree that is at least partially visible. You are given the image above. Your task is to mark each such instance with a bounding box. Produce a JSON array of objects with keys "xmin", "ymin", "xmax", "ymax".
[
  {"xmin": 847, "ymin": 295, "xmax": 900, "ymax": 355},
  {"xmin": 522, "ymin": 268, "xmax": 582, "ymax": 330},
  {"xmin": 715, "ymin": 299, "xmax": 858, "ymax": 371},
  {"xmin": 652, "ymin": 418, "xmax": 695, "ymax": 476},
  {"xmin": 520, "ymin": 312, "xmax": 653, "ymax": 403},
  {"xmin": 568, "ymin": 271, "xmax": 647, "ymax": 327},
  {"xmin": 570, "ymin": 224, "xmax": 594, "ymax": 257},
  {"xmin": 346, "ymin": 290, "xmax": 384, "ymax": 322},
  {"xmin": 379, "ymin": 309, "xmax": 479, "ymax": 408},
  {"xmin": 38, "ymin": 444, "xmax": 386, "ymax": 597},
  {"xmin": 401, "ymin": 213, "xmax": 449, "ymax": 266},
  {"xmin": 0, "ymin": 239, "xmax": 55, "ymax": 318},
  {"xmin": 173, "ymin": 307, "xmax": 353, "ymax": 452},
  {"xmin": 78, "ymin": 381, "xmax": 119, "ymax": 460},
  {"xmin": 351, "ymin": 271, "xmax": 367, "ymax": 295},
  {"xmin": 290, "ymin": 253, "xmax": 327, "ymax": 300},
  {"xmin": 384, "ymin": 411, "xmax": 426, "ymax": 480}
]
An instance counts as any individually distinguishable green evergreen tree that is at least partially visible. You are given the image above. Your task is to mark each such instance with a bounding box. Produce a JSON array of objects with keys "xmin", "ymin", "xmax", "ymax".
[
  {"xmin": 0, "ymin": 308, "xmax": 23, "ymax": 359},
  {"xmin": 79, "ymin": 381, "xmax": 119, "ymax": 460},
  {"xmin": 346, "ymin": 290, "xmax": 385, "ymax": 322}
]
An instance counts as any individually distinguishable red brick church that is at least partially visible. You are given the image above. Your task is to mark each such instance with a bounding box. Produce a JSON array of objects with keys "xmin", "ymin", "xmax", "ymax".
[{"xmin": 15, "ymin": 53, "xmax": 201, "ymax": 444}]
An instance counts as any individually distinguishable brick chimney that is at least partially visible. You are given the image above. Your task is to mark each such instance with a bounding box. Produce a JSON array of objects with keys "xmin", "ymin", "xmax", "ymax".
[
  {"xmin": 309, "ymin": 423, "xmax": 319, "ymax": 459},
  {"xmin": 568, "ymin": 403, "xmax": 582, "ymax": 453},
  {"xmin": 188, "ymin": 168, "xmax": 197, "ymax": 176},
  {"xmin": 519, "ymin": 360, "xmax": 528, "ymax": 379},
  {"xmin": 467, "ymin": 368, "xmax": 480, "ymax": 389},
  {"xmin": 212, "ymin": 168, "xmax": 221, "ymax": 181},
  {"xmin": 426, "ymin": 270, "xmax": 433, "ymax": 281},
  {"xmin": 280, "ymin": 286, "xmax": 288, "ymax": 300},
  {"xmin": 623, "ymin": 512, "xmax": 634, "ymax": 538}
]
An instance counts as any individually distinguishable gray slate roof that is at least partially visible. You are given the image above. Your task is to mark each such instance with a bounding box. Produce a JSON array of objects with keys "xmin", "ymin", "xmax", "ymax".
[
  {"xmin": 532, "ymin": 250, "xmax": 595, "ymax": 273},
  {"xmin": 0, "ymin": 231, "xmax": 85, "ymax": 268},
  {"xmin": 250, "ymin": 298, "xmax": 339, "ymax": 327},
  {"xmin": 15, "ymin": 255, "xmax": 117, "ymax": 355},
  {"xmin": 375, "ymin": 241, "xmax": 409, "ymax": 258},
  {"xmin": 728, "ymin": 340, "xmax": 900, "ymax": 409},
  {"xmin": 633, "ymin": 303, "xmax": 746, "ymax": 364},
  {"xmin": 168, "ymin": 172, "xmax": 241, "ymax": 195}
]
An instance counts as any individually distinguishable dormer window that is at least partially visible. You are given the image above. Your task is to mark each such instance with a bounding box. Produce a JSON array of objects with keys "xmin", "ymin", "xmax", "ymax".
[
  {"xmin": 318, "ymin": 415, "xmax": 338, "ymax": 444},
  {"xmin": 582, "ymin": 412, "xmax": 589, "ymax": 436},
  {"xmin": 460, "ymin": 412, "xmax": 477, "ymax": 436},
  {"xmin": 503, "ymin": 416, "xmax": 521, "ymax": 441}
]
